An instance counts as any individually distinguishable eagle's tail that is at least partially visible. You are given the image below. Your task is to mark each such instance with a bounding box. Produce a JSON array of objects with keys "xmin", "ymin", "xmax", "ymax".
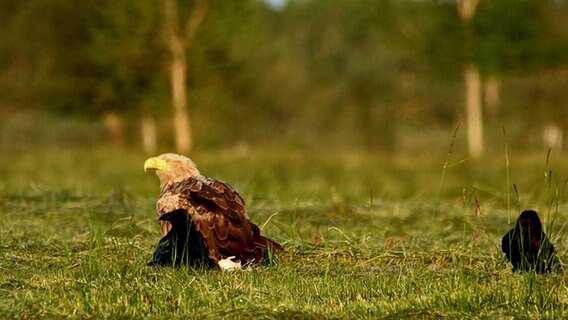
[
  {"xmin": 254, "ymin": 235, "xmax": 284, "ymax": 252},
  {"xmin": 253, "ymin": 235, "xmax": 283, "ymax": 265}
]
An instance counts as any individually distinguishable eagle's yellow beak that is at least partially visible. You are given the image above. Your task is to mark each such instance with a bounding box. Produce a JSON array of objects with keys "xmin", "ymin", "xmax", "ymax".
[{"xmin": 144, "ymin": 157, "xmax": 169, "ymax": 172}]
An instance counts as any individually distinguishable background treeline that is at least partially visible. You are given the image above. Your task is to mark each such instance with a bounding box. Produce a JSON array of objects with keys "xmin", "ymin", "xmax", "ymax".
[{"xmin": 1, "ymin": 0, "xmax": 567, "ymax": 154}]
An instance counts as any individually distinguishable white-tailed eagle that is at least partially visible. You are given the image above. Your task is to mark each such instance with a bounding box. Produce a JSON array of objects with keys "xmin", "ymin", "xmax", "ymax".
[{"xmin": 144, "ymin": 153, "xmax": 282, "ymax": 269}]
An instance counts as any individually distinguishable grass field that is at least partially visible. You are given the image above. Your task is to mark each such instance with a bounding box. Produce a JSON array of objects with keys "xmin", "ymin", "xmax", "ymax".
[{"xmin": 1, "ymin": 147, "xmax": 568, "ymax": 319}]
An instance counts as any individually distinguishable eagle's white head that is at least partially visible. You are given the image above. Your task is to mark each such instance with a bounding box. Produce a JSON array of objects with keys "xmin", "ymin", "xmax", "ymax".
[{"xmin": 144, "ymin": 153, "xmax": 200, "ymax": 187}]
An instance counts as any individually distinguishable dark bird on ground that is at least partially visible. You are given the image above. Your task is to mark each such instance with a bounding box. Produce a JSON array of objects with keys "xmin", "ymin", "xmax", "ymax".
[
  {"xmin": 144, "ymin": 153, "xmax": 283, "ymax": 269},
  {"xmin": 149, "ymin": 209, "xmax": 215, "ymax": 267},
  {"xmin": 501, "ymin": 209, "xmax": 562, "ymax": 274}
]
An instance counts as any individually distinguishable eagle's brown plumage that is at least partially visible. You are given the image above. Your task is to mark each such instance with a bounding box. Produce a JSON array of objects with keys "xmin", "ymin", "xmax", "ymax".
[{"xmin": 144, "ymin": 153, "xmax": 282, "ymax": 267}]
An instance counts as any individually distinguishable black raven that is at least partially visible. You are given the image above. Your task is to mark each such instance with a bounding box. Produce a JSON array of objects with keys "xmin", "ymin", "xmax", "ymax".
[
  {"xmin": 149, "ymin": 209, "xmax": 214, "ymax": 267},
  {"xmin": 501, "ymin": 210, "xmax": 562, "ymax": 273}
]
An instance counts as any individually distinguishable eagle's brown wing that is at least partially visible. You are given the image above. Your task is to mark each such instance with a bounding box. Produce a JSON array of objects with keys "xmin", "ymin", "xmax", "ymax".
[{"xmin": 171, "ymin": 176, "xmax": 281, "ymax": 264}]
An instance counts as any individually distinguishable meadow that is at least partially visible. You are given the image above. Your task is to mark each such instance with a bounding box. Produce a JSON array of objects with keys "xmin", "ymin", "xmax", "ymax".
[{"xmin": 1, "ymin": 146, "xmax": 568, "ymax": 319}]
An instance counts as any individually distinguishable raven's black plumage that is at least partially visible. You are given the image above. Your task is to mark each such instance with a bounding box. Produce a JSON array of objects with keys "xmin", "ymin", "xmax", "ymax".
[
  {"xmin": 149, "ymin": 209, "xmax": 215, "ymax": 267},
  {"xmin": 501, "ymin": 210, "xmax": 562, "ymax": 274}
]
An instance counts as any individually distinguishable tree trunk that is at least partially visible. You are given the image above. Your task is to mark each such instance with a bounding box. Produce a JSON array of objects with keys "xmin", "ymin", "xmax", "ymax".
[
  {"xmin": 543, "ymin": 123, "xmax": 563, "ymax": 153},
  {"xmin": 457, "ymin": 0, "xmax": 482, "ymax": 158},
  {"xmin": 103, "ymin": 112, "xmax": 126, "ymax": 148},
  {"xmin": 161, "ymin": 0, "xmax": 207, "ymax": 154},
  {"xmin": 141, "ymin": 116, "xmax": 157, "ymax": 154},
  {"xmin": 465, "ymin": 63, "xmax": 483, "ymax": 159},
  {"xmin": 170, "ymin": 48, "xmax": 192, "ymax": 154},
  {"xmin": 484, "ymin": 75, "xmax": 500, "ymax": 122},
  {"xmin": 457, "ymin": 0, "xmax": 479, "ymax": 21},
  {"xmin": 163, "ymin": 0, "xmax": 191, "ymax": 154}
]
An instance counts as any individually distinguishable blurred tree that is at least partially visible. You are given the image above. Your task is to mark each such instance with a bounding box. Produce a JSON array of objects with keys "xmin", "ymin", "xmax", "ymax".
[
  {"xmin": 161, "ymin": 0, "xmax": 208, "ymax": 154},
  {"xmin": 0, "ymin": 1, "xmax": 31, "ymax": 111},
  {"xmin": 87, "ymin": 1, "xmax": 164, "ymax": 150},
  {"xmin": 258, "ymin": 0, "xmax": 403, "ymax": 151},
  {"xmin": 473, "ymin": 0, "xmax": 564, "ymax": 148},
  {"xmin": 457, "ymin": 0, "xmax": 483, "ymax": 159},
  {"xmin": 418, "ymin": 0, "xmax": 564, "ymax": 155},
  {"xmin": 0, "ymin": 0, "xmax": 96, "ymax": 113},
  {"xmin": 0, "ymin": 0, "xmax": 165, "ymax": 150},
  {"xmin": 2, "ymin": 0, "xmax": 567, "ymax": 153},
  {"xmin": 188, "ymin": 0, "xmax": 301, "ymax": 146}
]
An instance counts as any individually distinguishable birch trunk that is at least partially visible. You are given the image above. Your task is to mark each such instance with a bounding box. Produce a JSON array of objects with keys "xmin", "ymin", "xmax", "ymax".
[
  {"xmin": 141, "ymin": 116, "xmax": 157, "ymax": 154},
  {"xmin": 163, "ymin": 0, "xmax": 190, "ymax": 154},
  {"xmin": 457, "ymin": 0, "xmax": 482, "ymax": 158},
  {"xmin": 161, "ymin": 0, "xmax": 207, "ymax": 154},
  {"xmin": 464, "ymin": 64, "xmax": 483, "ymax": 158},
  {"xmin": 484, "ymin": 75, "xmax": 500, "ymax": 121},
  {"xmin": 103, "ymin": 112, "xmax": 126, "ymax": 148},
  {"xmin": 170, "ymin": 47, "xmax": 192, "ymax": 153}
]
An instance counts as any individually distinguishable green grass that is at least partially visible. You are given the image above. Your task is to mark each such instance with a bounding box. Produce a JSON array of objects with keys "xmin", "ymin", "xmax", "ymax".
[{"xmin": 1, "ymin": 147, "xmax": 568, "ymax": 319}]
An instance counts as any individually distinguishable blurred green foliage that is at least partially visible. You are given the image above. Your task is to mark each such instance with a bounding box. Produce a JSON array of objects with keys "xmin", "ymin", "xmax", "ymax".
[{"xmin": 0, "ymin": 0, "xmax": 567, "ymax": 152}]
